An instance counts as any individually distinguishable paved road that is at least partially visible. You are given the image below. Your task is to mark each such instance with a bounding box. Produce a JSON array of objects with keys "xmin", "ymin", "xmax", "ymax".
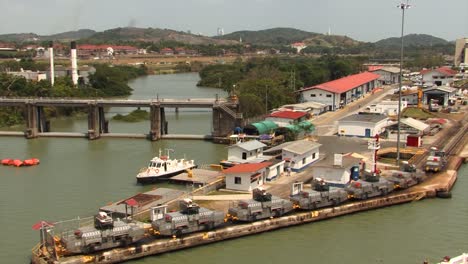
[{"xmin": 312, "ymin": 85, "xmax": 395, "ymax": 136}]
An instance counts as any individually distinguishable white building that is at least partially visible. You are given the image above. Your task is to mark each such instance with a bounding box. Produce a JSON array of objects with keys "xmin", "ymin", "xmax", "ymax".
[
  {"xmin": 224, "ymin": 162, "xmax": 272, "ymax": 192},
  {"xmin": 365, "ymin": 100, "xmax": 407, "ymax": 116},
  {"xmin": 454, "ymin": 38, "xmax": 468, "ymax": 67},
  {"xmin": 8, "ymin": 70, "xmax": 47, "ymax": 82},
  {"xmin": 282, "ymin": 140, "xmax": 322, "ymax": 171},
  {"xmin": 369, "ymin": 66, "xmax": 401, "ymax": 84},
  {"xmin": 338, "ymin": 114, "xmax": 389, "ymax": 137},
  {"xmin": 312, "ymin": 154, "xmax": 363, "ymax": 187},
  {"xmin": 265, "ymin": 111, "xmax": 308, "ymax": 127},
  {"xmin": 420, "ymin": 67, "xmax": 457, "ymax": 86},
  {"xmin": 227, "ymin": 140, "xmax": 267, "ymax": 163},
  {"xmin": 297, "ymin": 72, "xmax": 380, "ymax": 111},
  {"xmin": 280, "ymin": 102, "xmax": 328, "ymax": 116},
  {"xmin": 291, "ymin": 42, "xmax": 307, "ymax": 53},
  {"xmin": 401, "ymin": 90, "xmax": 420, "ymax": 105}
]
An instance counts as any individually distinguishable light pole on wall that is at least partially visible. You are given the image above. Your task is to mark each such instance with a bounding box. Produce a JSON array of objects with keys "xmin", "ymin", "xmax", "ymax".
[{"xmin": 396, "ymin": 1, "xmax": 411, "ymax": 165}]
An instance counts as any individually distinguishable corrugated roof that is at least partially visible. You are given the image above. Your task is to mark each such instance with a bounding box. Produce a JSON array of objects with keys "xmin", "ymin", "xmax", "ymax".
[
  {"xmin": 401, "ymin": 117, "xmax": 429, "ymax": 131},
  {"xmin": 369, "ymin": 66, "xmax": 400, "ymax": 74},
  {"xmin": 283, "ymin": 140, "xmax": 322, "ymax": 155},
  {"xmin": 339, "ymin": 114, "xmax": 387, "ymax": 123},
  {"xmin": 249, "ymin": 121, "xmax": 278, "ymax": 134},
  {"xmin": 282, "ymin": 101, "xmax": 327, "ymax": 110},
  {"xmin": 224, "ymin": 162, "xmax": 273, "ymax": 174},
  {"xmin": 420, "ymin": 67, "xmax": 457, "ymax": 76},
  {"xmin": 423, "ymin": 86, "xmax": 457, "ymax": 93},
  {"xmin": 268, "ymin": 111, "xmax": 307, "ymax": 119},
  {"xmin": 299, "ymin": 72, "xmax": 380, "ymax": 94},
  {"xmin": 229, "ymin": 140, "xmax": 266, "ymax": 151},
  {"xmin": 368, "ymin": 66, "xmax": 383, "ymax": 71}
]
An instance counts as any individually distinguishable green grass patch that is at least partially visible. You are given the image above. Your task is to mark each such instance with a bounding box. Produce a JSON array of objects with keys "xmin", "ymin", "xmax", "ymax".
[
  {"xmin": 401, "ymin": 107, "xmax": 434, "ymax": 120},
  {"xmin": 113, "ymin": 109, "xmax": 149, "ymax": 122}
]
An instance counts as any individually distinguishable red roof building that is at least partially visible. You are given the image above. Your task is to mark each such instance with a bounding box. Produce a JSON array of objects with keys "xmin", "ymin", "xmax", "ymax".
[
  {"xmin": 268, "ymin": 111, "xmax": 307, "ymax": 119},
  {"xmin": 265, "ymin": 111, "xmax": 308, "ymax": 127},
  {"xmin": 297, "ymin": 72, "xmax": 380, "ymax": 111},
  {"xmin": 224, "ymin": 162, "xmax": 272, "ymax": 174},
  {"xmin": 420, "ymin": 67, "xmax": 457, "ymax": 76},
  {"xmin": 420, "ymin": 67, "xmax": 457, "ymax": 86},
  {"xmin": 224, "ymin": 162, "xmax": 273, "ymax": 191}
]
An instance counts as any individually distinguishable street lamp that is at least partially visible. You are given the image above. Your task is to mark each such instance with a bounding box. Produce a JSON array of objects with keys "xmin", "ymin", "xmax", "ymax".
[{"xmin": 396, "ymin": 1, "xmax": 411, "ymax": 165}]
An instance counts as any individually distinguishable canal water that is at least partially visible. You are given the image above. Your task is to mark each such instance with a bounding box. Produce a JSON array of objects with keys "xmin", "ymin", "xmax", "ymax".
[{"xmin": 0, "ymin": 73, "xmax": 466, "ymax": 264}]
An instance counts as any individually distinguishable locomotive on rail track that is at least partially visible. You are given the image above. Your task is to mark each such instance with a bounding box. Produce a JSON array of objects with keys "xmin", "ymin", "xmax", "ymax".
[{"xmin": 47, "ymin": 165, "xmax": 431, "ymax": 256}]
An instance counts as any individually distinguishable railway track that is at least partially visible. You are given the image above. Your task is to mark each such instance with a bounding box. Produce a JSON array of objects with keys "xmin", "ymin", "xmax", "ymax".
[{"xmin": 412, "ymin": 115, "xmax": 468, "ymax": 169}]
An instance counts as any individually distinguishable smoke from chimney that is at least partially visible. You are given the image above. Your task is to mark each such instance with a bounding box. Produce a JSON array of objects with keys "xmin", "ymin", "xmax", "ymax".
[
  {"xmin": 70, "ymin": 41, "xmax": 78, "ymax": 86},
  {"xmin": 48, "ymin": 41, "xmax": 54, "ymax": 86}
]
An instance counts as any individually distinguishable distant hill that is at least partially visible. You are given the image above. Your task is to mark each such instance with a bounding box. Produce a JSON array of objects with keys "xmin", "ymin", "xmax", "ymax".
[
  {"xmin": 375, "ymin": 34, "xmax": 448, "ymax": 47},
  {"xmin": 303, "ymin": 34, "xmax": 362, "ymax": 47},
  {"xmin": 216, "ymin": 27, "xmax": 319, "ymax": 45},
  {"xmin": 0, "ymin": 33, "xmax": 40, "ymax": 42},
  {"xmin": 87, "ymin": 27, "xmax": 237, "ymax": 45},
  {"xmin": 0, "ymin": 29, "xmax": 96, "ymax": 42},
  {"xmin": 48, "ymin": 29, "xmax": 96, "ymax": 41}
]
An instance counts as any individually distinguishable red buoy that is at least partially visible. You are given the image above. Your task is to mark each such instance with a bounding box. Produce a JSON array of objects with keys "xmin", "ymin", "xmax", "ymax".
[
  {"xmin": 12, "ymin": 159, "xmax": 23, "ymax": 167},
  {"xmin": 1, "ymin": 159, "xmax": 12, "ymax": 166}
]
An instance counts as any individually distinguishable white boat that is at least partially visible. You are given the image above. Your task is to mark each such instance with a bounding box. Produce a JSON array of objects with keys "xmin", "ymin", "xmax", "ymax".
[
  {"xmin": 136, "ymin": 149, "xmax": 196, "ymax": 183},
  {"xmin": 437, "ymin": 253, "xmax": 468, "ymax": 264}
]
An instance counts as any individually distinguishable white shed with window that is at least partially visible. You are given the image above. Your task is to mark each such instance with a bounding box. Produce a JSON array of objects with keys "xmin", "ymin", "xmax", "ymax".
[{"xmin": 282, "ymin": 140, "xmax": 321, "ymax": 171}]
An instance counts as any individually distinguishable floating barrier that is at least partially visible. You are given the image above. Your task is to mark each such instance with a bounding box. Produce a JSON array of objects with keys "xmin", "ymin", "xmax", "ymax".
[{"xmin": 1, "ymin": 158, "xmax": 40, "ymax": 167}]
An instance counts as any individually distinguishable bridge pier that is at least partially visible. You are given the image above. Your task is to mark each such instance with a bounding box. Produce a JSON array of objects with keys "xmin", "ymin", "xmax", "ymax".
[
  {"xmin": 87, "ymin": 103, "xmax": 101, "ymax": 140},
  {"xmin": 25, "ymin": 103, "xmax": 38, "ymax": 139},
  {"xmin": 212, "ymin": 104, "xmax": 242, "ymax": 138},
  {"xmin": 149, "ymin": 104, "xmax": 161, "ymax": 141},
  {"xmin": 98, "ymin": 107, "xmax": 108, "ymax": 133}
]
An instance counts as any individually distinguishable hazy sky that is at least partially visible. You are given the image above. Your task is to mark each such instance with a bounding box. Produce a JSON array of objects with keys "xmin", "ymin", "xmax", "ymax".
[{"xmin": 1, "ymin": 0, "xmax": 467, "ymax": 42}]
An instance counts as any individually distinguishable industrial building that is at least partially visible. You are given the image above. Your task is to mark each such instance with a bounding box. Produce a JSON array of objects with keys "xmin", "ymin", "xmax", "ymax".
[
  {"xmin": 420, "ymin": 67, "xmax": 457, "ymax": 86},
  {"xmin": 337, "ymin": 114, "xmax": 389, "ymax": 137},
  {"xmin": 368, "ymin": 66, "xmax": 401, "ymax": 84},
  {"xmin": 297, "ymin": 72, "xmax": 380, "ymax": 111},
  {"xmin": 454, "ymin": 38, "xmax": 467, "ymax": 67}
]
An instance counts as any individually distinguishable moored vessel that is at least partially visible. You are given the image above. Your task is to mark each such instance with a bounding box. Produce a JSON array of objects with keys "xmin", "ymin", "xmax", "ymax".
[{"xmin": 136, "ymin": 149, "xmax": 196, "ymax": 183}]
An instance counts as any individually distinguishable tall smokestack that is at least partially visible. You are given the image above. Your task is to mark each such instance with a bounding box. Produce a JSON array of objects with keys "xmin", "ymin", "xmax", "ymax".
[
  {"xmin": 70, "ymin": 41, "xmax": 78, "ymax": 86},
  {"xmin": 48, "ymin": 41, "xmax": 54, "ymax": 86}
]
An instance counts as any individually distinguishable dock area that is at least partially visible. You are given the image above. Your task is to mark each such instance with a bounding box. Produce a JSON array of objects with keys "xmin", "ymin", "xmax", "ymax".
[
  {"xmin": 99, "ymin": 188, "xmax": 186, "ymax": 218},
  {"xmin": 168, "ymin": 169, "xmax": 224, "ymax": 186},
  {"xmin": 31, "ymin": 168, "xmax": 458, "ymax": 264}
]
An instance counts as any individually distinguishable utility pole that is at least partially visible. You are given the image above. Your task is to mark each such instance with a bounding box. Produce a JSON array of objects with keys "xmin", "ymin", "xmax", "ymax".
[
  {"xmin": 265, "ymin": 85, "xmax": 269, "ymax": 114},
  {"xmin": 396, "ymin": 1, "xmax": 411, "ymax": 165}
]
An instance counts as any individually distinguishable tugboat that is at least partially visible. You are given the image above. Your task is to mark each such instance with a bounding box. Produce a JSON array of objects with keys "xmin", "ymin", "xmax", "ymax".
[{"xmin": 136, "ymin": 149, "xmax": 196, "ymax": 183}]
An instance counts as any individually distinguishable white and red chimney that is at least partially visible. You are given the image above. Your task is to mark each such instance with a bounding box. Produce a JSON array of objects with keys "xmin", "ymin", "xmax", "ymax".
[
  {"xmin": 70, "ymin": 41, "xmax": 78, "ymax": 86},
  {"xmin": 48, "ymin": 41, "xmax": 54, "ymax": 86}
]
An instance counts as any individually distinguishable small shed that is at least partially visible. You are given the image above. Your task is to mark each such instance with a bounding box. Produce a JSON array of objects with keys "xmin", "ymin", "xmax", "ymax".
[
  {"xmin": 282, "ymin": 140, "xmax": 322, "ymax": 171},
  {"xmin": 400, "ymin": 117, "xmax": 430, "ymax": 134},
  {"xmin": 406, "ymin": 135, "xmax": 422, "ymax": 147},
  {"xmin": 227, "ymin": 140, "xmax": 267, "ymax": 163},
  {"xmin": 338, "ymin": 114, "xmax": 388, "ymax": 137},
  {"xmin": 311, "ymin": 154, "xmax": 363, "ymax": 187},
  {"xmin": 224, "ymin": 162, "xmax": 272, "ymax": 192}
]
